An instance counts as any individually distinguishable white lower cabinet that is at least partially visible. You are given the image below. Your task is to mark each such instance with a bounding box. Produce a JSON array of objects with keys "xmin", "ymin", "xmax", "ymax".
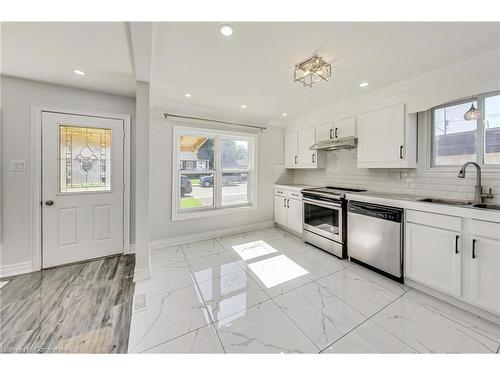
[
  {"xmin": 274, "ymin": 189, "xmax": 303, "ymax": 234},
  {"xmin": 405, "ymin": 222, "xmax": 461, "ymax": 297},
  {"xmin": 469, "ymin": 234, "xmax": 500, "ymax": 315},
  {"xmin": 406, "ymin": 211, "xmax": 500, "ymax": 316},
  {"xmin": 274, "ymin": 195, "xmax": 288, "ymax": 227},
  {"xmin": 287, "ymin": 197, "xmax": 303, "ymax": 233}
]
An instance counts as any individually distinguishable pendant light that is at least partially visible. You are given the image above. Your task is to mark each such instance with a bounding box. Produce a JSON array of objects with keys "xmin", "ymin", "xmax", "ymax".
[{"xmin": 463, "ymin": 101, "xmax": 480, "ymax": 121}]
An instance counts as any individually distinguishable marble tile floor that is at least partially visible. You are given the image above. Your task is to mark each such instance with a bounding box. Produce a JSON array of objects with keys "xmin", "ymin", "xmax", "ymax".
[
  {"xmin": 0, "ymin": 254, "xmax": 135, "ymax": 353},
  {"xmin": 129, "ymin": 227, "xmax": 500, "ymax": 354}
]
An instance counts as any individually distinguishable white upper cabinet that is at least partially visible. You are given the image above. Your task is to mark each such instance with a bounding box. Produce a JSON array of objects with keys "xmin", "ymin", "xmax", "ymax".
[
  {"xmin": 316, "ymin": 117, "xmax": 356, "ymax": 142},
  {"xmin": 297, "ymin": 127, "xmax": 316, "ymax": 167},
  {"xmin": 285, "ymin": 128, "xmax": 325, "ymax": 169},
  {"xmin": 317, "ymin": 122, "xmax": 333, "ymax": 142},
  {"xmin": 284, "ymin": 132, "xmax": 298, "ymax": 167},
  {"xmin": 357, "ymin": 104, "xmax": 417, "ymax": 168},
  {"xmin": 334, "ymin": 117, "xmax": 356, "ymax": 139}
]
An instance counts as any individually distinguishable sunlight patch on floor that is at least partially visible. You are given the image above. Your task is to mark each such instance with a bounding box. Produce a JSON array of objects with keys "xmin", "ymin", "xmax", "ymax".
[{"xmin": 248, "ymin": 254, "xmax": 309, "ymax": 288}]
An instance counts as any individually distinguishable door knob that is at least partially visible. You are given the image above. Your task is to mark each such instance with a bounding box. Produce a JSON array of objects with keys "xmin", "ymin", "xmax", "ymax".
[{"xmin": 45, "ymin": 200, "xmax": 54, "ymax": 206}]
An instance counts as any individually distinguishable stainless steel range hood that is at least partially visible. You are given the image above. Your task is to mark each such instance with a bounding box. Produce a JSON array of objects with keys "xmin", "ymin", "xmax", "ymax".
[{"xmin": 309, "ymin": 137, "xmax": 357, "ymax": 151}]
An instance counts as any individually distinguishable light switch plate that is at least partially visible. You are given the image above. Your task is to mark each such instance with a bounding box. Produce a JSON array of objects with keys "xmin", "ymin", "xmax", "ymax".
[{"xmin": 10, "ymin": 160, "xmax": 27, "ymax": 171}]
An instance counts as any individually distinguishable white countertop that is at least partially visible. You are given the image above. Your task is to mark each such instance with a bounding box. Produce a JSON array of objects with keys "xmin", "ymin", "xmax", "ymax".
[
  {"xmin": 346, "ymin": 191, "xmax": 500, "ymax": 223},
  {"xmin": 273, "ymin": 183, "xmax": 318, "ymax": 192}
]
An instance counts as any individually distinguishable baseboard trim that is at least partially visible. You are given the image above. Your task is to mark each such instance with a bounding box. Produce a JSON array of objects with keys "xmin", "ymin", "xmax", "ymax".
[
  {"xmin": 149, "ymin": 220, "xmax": 276, "ymax": 250},
  {"xmin": 0, "ymin": 261, "xmax": 33, "ymax": 278}
]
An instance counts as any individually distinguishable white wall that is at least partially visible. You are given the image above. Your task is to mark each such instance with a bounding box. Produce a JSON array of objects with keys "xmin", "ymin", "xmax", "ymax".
[
  {"xmin": 149, "ymin": 112, "xmax": 284, "ymax": 242},
  {"xmin": 0, "ymin": 76, "xmax": 136, "ymax": 273}
]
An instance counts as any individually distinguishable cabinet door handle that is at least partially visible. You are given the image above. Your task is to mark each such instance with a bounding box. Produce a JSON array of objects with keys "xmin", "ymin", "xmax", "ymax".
[
  {"xmin": 329, "ymin": 128, "xmax": 333, "ymax": 139},
  {"xmin": 283, "ymin": 198, "xmax": 286, "ymax": 208},
  {"xmin": 312, "ymin": 153, "xmax": 315, "ymax": 163},
  {"xmin": 287, "ymin": 199, "xmax": 290, "ymax": 208},
  {"xmin": 455, "ymin": 235, "xmax": 459, "ymax": 254},
  {"xmin": 472, "ymin": 239, "xmax": 477, "ymax": 259},
  {"xmin": 334, "ymin": 127, "xmax": 338, "ymax": 138},
  {"xmin": 294, "ymin": 155, "xmax": 297, "ymax": 164},
  {"xmin": 399, "ymin": 145, "xmax": 404, "ymax": 159}
]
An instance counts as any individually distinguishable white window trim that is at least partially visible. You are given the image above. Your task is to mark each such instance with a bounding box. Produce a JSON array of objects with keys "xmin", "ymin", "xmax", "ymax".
[
  {"xmin": 429, "ymin": 91, "xmax": 500, "ymax": 172},
  {"xmin": 172, "ymin": 125, "xmax": 258, "ymax": 221}
]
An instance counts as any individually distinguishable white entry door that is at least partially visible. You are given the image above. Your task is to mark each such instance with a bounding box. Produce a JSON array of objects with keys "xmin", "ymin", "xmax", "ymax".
[{"xmin": 42, "ymin": 112, "xmax": 125, "ymax": 268}]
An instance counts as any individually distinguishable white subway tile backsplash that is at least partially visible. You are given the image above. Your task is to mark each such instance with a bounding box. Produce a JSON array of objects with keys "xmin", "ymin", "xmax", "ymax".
[{"xmin": 293, "ymin": 149, "xmax": 500, "ymax": 204}]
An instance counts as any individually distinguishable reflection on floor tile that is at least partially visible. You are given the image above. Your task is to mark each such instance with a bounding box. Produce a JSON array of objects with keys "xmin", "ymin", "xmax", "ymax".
[
  {"xmin": 197, "ymin": 270, "xmax": 270, "ymax": 322},
  {"xmin": 187, "ymin": 252, "xmax": 243, "ymax": 284},
  {"xmin": 150, "ymin": 246, "xmax": 186, "ymax": 266},
  {"xmin": 134, "ymin": 262, "xmax": 195, "ymax": 298},
  {"xmin": 182, "ymin": 239, "xmax": 226, "ymax": 260},
  {"xmin": 317, "ymin": 269, "xmax": 401, "ymax": 316},
  {"xmin": 274, "ymin": 282, "xmax": 366, "ymax": 350},
  {"xmin": 216, "ymin": 300, "xmax": 318, "ymax": 353},
  {"xmin": 128, "ymin": 284, "xmax": 211, "ymax": 353},
  {"xmin": 0, "ymin": 281, "xmax": 9, "ymax": 289},
  {"xmin": 403, "ymin": 289, "xmax": 500, "ymax": 344},
  {"xmin": 372, "ymin": 297, "xmax": 499, "ymax": 353},
  {"xmin": 348, "ymin": 262, "xmax": 409, "ymax": 295},
  {"xmin": 323, "ymin": 320, "xmax": 417, "ymax": 353},
  {"xmin": 142, "ymin": 324, "xmax": 224, "ymax": 353}
]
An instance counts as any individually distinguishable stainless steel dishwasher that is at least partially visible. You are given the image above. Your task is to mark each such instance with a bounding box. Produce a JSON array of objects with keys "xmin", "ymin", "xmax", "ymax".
[{"xmin": 347, "ymin": 201, "xmax": 404, "ymax": 282}]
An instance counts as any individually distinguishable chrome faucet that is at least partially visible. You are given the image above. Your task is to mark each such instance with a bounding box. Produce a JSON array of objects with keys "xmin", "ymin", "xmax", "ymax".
[{"xmin": 457, "ymin": 161, "xmax": 494, "ymax": 204}]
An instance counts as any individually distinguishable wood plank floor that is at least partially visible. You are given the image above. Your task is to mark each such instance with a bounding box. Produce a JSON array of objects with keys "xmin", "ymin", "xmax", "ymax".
[{"xmin": 0, "ymin": 254, "xmax": 135, "ymax": 353}]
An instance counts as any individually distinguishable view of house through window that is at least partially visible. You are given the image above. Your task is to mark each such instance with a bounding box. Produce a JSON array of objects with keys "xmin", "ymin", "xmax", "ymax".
[
  {"xmin": 432, "ymin": 92, "xmax": 500, "ymax": 167},
  {"xmin": 175, "ymin": 128, "xmax": 255, "ymax": 215},
  {"xmin": 484, "ymin": 94, "xmax": 500, "ymax": 164}
]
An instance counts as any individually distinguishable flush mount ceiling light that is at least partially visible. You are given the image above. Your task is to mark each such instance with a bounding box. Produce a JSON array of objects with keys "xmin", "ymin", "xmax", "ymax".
[
  {"xmin": 463, "ymin": 102, "xmax": 480, "ymax": 121},
  {"xmin": 73, "ymin": 69, "xmax": 86, "ymax": 76},
  {"xmin": 282, "ymin": 113, "xmax": 288, "ymax": 117},
  {"xmin": 240, "ymin": 104, "xmax": 247, "ymax": 108},
  {"xmin": 359, "ymin": 82, "xmax": 369, "ymax": 87},
  {"xmin": 294, "ymin": 55, "xmax": 331, "ymax": 87},
  {"xmin": 219, "ymin": 24, "xmax": 233, "ymax": 36},
  {"xmin": 184, "ymin": 93, "xmax": 192, "ymax": 98}
]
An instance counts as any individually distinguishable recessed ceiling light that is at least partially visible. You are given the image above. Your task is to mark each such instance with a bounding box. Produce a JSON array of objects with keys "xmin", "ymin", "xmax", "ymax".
[
  {"xmin": 359, "ymin": 82, "xmax": 369, "ymax": 87},
  {"xmin": 282, "ymin": 113, "xmax": 288, "ymax": 117},
  {"xmin": 74, "ymin": 69, "xmax": 86, "ymax": 76},
  {"xmin": 240, "ymin": 104, "xmax": 247, "ymax": 109},
  {"xmin": 219, "ymin": 24, "xmax": 233, "ymax": 36},
  {"xmin": 184, "ymin": 93, "xmax": 192, "ymax": 98}
]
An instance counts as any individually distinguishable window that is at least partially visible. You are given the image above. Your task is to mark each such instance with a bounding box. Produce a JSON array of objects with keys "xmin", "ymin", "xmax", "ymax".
[
  {"xmin": 173, "ymin": 126, "xmax": 256, "ymax": 220},
  {"xmin": 431, "ymin": 92, "xmax": 500, "ymax": 167},
  {"xmin": 59, "ymin": 125, "xmax": 112, "ymax": 193}
]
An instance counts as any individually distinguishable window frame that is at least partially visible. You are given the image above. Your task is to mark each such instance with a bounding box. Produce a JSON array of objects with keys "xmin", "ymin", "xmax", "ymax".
[
  {"xmin": 430, "ymin": 90, "xmax": 500, "ymax": 170},
  {"xmin": 172, "ymin": 125, "xmax": 258, "ymax": 221}
]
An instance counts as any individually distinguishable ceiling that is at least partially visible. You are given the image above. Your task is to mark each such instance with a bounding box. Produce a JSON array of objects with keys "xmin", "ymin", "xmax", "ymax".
[
  {"xmin": 1, "ymin": 22, "xmax": 136, "ymax": 96},
  {"xmin": 151, "ymin": 22, "xmax": 500, "ymax": 124},
  {"xmin": 2, "ymin": 22, "xmax": 499, "ymax": 123}
]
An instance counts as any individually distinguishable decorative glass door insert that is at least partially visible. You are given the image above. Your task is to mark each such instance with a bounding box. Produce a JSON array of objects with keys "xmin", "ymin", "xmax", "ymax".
[{"xmin": 59, "ymin": 125, "xmax": 112, "ymax": 193}]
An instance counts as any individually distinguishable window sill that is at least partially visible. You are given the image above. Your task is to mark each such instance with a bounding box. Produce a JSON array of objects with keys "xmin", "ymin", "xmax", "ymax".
[{"xmin": 172, "ymin": 204, "xmax": 258, "ymax": 222}]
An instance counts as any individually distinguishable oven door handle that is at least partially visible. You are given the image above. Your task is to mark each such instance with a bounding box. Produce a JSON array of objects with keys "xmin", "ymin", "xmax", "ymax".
[{"xmin": 303, "ymin": 197, "xmax": 342, "ymax": 209}]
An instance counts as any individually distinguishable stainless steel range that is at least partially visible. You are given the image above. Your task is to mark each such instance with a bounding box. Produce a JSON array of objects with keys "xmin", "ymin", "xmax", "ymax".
[{"xmin": 301, "ymin": 186, "xmax": 366, "ymax": 258}]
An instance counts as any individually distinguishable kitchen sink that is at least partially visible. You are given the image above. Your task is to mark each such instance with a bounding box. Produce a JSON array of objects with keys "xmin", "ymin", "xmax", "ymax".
[
  {"xmin": 471, "ymin": 203, "xmax": 500, "ymax": 210},
  {"xmin": 418, "ymin": 198, "xmax": 473, "ymax": 206}
]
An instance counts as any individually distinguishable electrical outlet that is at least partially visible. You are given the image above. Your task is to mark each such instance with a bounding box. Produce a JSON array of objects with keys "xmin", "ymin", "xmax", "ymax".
[{"xmin": 10, "ymin": 160, "xmax": 26, "ymax": 172}]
